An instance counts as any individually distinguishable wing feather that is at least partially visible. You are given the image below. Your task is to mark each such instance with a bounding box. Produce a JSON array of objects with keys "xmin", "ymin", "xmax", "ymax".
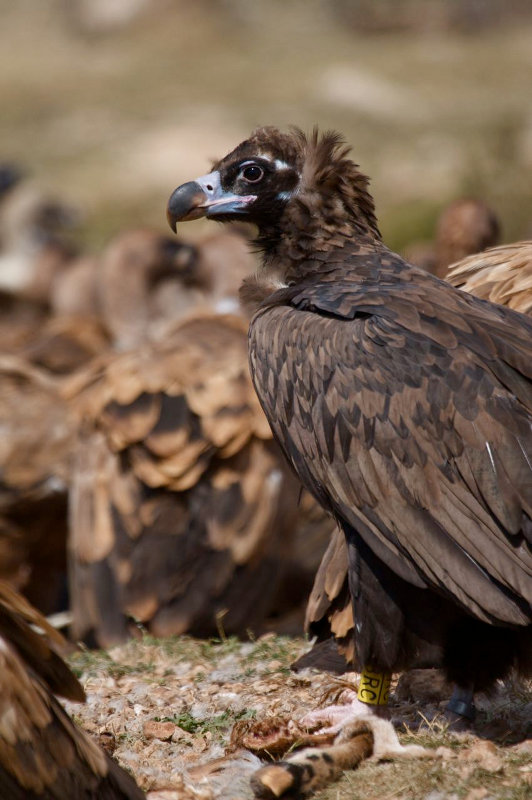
[
  {"xmin": 0, "ymin": 582, "xmax": 144, "ymax": 798},
  {"xmin": 250, "ymin": 291, "xmax": 532, "ymax": 627},
  {"xmin": 68, "ymin": 313, "xmax": 311, "ymax": 645}
]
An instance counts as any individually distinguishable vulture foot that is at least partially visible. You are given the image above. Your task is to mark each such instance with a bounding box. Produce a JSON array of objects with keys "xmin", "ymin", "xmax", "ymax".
[
  {"xmin": 300, "ymin": 689, "xmax": 390, "ymax": 735},
  {"xmin": 443, "ymin": 709, "xmax": 474, "ymax": 732}
]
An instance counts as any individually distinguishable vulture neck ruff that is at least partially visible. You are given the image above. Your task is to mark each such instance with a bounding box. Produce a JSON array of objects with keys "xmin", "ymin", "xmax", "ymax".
[{"xmin": 250, "ymin": 129, "xmax": 382, "ymax": 281}]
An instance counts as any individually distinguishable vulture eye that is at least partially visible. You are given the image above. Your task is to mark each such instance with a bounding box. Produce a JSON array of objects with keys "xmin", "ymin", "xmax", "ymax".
[{"xmin": 241, "ymin": 164, "xmax": 264, "ymax": 183}]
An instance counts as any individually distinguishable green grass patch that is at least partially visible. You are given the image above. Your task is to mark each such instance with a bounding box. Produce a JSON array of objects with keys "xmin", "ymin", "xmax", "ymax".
[{"xmin": 156, "ymin": 708, "xmax": 256, "ymax": 737}]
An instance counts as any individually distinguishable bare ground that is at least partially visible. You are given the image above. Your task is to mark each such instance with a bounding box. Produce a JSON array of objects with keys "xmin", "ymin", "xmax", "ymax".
[{"xmin": 64, "ymin": 635, "xmax": 532, "ymax": 800}]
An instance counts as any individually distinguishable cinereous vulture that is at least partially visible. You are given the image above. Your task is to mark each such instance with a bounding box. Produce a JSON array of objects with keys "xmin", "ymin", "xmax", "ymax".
[{"xmin": 167, "ymin": 127, "xmax": 532, "ymax": 726}]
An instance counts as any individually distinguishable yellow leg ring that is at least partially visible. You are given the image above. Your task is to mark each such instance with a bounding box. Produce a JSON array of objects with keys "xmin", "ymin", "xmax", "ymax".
[{"xmin": 357, "ymin": 667, "xmax": 391, "ymax": 705}]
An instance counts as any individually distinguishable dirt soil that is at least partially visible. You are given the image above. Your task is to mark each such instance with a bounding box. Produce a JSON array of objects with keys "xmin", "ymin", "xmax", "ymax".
[{"xmin": 65, "ymin": 634, "xmax": 532, "ymax": 800}]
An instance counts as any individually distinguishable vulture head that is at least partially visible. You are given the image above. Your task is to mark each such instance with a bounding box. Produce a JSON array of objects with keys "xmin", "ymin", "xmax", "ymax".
[
  {"xmin": 435, "ymin": 197, "xmax": 500, "ymax": 269},
  {"xmin": 167, "ymin": 127, "xmax": 381, "ymax": 258},
  {"xmin": 0, "ymin": 163, "xmax": 23, "ymax": 202}
]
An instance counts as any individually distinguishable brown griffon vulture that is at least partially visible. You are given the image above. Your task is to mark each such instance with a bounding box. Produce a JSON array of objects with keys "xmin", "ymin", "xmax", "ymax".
[
  {"xmin": 0, "ymin": 357, "xmax": 74, "ymax": 614},
  {"xmin": 65, "ymin": 311, "xmax": 311, "ymax": 647},
  {"xmin": 405, "ymin": 197, "xmax": 500, "ymax": 278},
  {"xmin": 0, "ymin": 581, "xmax": 144, "ymax": 799},
  {"xmin": 167, "ymin": 127, "xmax": 532, "ymax": 726},
  {"xmin": 447, "ymin": 240, "xmax": 532, "ymax": 315}
]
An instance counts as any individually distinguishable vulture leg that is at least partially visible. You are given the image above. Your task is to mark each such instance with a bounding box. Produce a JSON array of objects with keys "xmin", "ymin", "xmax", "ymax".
[{"xmin": 445, "ymin": 684, "xmax": 475, "ymax": 730}]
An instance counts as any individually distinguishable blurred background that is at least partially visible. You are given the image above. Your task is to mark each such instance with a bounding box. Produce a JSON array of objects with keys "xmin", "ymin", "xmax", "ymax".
[{"xmin": 2, "ymin": 0, "xmax": 532, "ymax": 252}]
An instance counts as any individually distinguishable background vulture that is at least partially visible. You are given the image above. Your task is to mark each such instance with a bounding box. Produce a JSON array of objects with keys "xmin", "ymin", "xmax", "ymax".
[
  {"xmin": 447, "ymin": 240, "xmax": 532, "ymax": 315},
  {"xmin": 404, "ymin": 197, "xmax": 501, "ymax": 278},
  {"xmin": 167, "ymin": 126, "xmax": 532, "ymax": 726},
  {"xmin": 0, "ymin": 356, "xmax": 74, "ymax": 616},
  {"xmin": 0, "ymin": 217, "xmax": 333, "ymax": 645},
  {"xmin": 65, "ymin": 311, "xmax": 308, "ymax": 646}
]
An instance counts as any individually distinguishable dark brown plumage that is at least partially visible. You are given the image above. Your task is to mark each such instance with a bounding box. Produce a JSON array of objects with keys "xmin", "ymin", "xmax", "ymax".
[
  {"xmin": 298, "ymin": 239, "xmax": 532, "ymax": 676},
  {"xmin": 168, "ymin": 127, "xmax": 532, "ymax": 717},
  {"xmin": 0, "ymin": 581, "xmax": 144, "ymax": 799}
]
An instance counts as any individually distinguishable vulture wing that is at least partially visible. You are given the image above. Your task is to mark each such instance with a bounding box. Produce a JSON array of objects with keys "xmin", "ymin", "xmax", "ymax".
[
  {"xmin": 0, "ymin": 581, "xmax": 144, "ymax": 799},
  {"xmin": 299, "ymin": 244, "xmax": 532, "ymax": 671},
  {"xmin": 292, "ymin": 524, "xmax": 352, "ymax": 672},
  {"xmin": 67, "ymin": 313, "xmax": 309, "ymax": 646},
  {"xmin": 447, "ymin": 241, "xmax": 532, "ymax": 315},
  {"xmin": 250, "ymin": 252, "xmax": 532, "ymax": 633},
  {"xmin": 0, "ymin": 357, "xmax": 73, "ymax": 614}
]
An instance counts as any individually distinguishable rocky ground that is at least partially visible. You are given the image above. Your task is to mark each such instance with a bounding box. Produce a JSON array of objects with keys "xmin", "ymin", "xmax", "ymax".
[{"xmin": 64, "ymin": 634, "xmax": 532, "ymax": 800}]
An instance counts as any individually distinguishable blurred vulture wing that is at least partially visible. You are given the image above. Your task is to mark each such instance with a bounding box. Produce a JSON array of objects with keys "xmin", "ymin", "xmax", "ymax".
[
  {"xmin": 0, "ymin": 580, "xmax": 83, "ymax": 701},
  {"xmin": 19, "ymin": 314, "xmax": 110, "ymax": 375},
  {"xmin": 0, "ymin": 581, "xmax": 144, "ymax": 799},
  {"xmin": 447, "ymin": 241, "xmax": 532, "ymax": 315},
  {"xmin": 250, "ymin": 266, "xmax": 532, "ymax": 633},
  {"xmin": 0, "ymin": 357, "xmax": 74, "ymax": 613},
  {"xmin": 67, "ymin": 313, "xmax": 304, "ymax": 646},
  {"xmin": 0, "ymin": 356, "xmax": 72, "ymax": 494}
]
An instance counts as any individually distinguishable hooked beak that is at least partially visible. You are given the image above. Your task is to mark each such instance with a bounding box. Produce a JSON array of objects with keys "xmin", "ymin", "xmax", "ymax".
[{"xmin": 166, "ymin": 170, "xmax": 256, "ymax": 232}]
